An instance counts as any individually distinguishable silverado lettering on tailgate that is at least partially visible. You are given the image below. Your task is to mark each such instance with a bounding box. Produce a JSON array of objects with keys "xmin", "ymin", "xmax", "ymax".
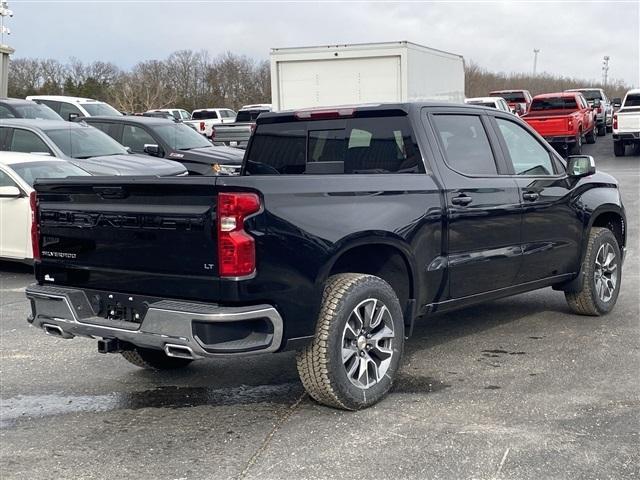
[{"xmin": 40, "ymin": 211, "xmax": 206, "ymax": 231}]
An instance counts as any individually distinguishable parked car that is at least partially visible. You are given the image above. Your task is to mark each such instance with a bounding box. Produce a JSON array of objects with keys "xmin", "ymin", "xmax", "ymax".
[
  {"xmin": 489, "ymin": 90, "xmax": 533, "ymax": 115},
  {"xmin": 565, "ymin": 88, "xmax": 613, "ymax": 135},
  {"xmin": 0, "ymin": 98, "xmax": 63, "ymax": 120},
  {"xmin": 522, "ymin": 92, "xmax": 597, "ymax": 155},
  {"xmin": 212, "ymin": 105, "xmax": 272, "ymax": 148},
  {"xmin": 80, "ymin": 116, "xmax": 244, "ymax": 175},
  {"xmin": 464, "ymin": 96, "xmax": 512, "ymax": 112},
  {"xmin": 0, "ymin": 119, "xmax": 187, "ymax": 176},
  {"xmin": 184, "ymin": 108, "xmax": 237, "ymax": 138},
  {"xmin": 26, "ymin": 103, "xmax": 626, "ymax": 410},
  {"xmin": 612, "ymin": 88, "xmax": 640, "ymax": 156},
  {"xmin": 26, "ymin": 95, "xmax": 122, "ymax": 121},
  {"xmin": 147, "ymin": 108, "xmax": 192, "ymax": 121},
  {"xmin": 0, "ymin": 152, "xmax": 90, "ymax": 263}
]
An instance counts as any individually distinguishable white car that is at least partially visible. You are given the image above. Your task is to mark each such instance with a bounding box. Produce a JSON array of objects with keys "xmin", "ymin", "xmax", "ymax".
[
  {"xmin": 464, "ymin": 96, "xmax": 512, "ymax": 113},
  {"xmin": 146, "ymin": 108, "xmax": 192, "ymax": 121},
  {"xmin": 185, "ymin": 108, "xmax": 237, "ymax": 138},
  {"xmin": 612, "ymin": 88, "xmax": 640, "ymax": 157},
  {"xmin": 0, "ymin": 152, "xmax": 90, "ymax": 263},
  {"xmin": 26, "ymin": 95, "xmax": 122, "ymax": 121}
]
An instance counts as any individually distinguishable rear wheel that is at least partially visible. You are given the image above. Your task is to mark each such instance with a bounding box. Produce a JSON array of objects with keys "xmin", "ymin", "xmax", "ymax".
[
  {"xmin": 597, "ymin": 122, "xmax": 606, "ymax": 136},
  {"xmin": 613, "ymin": 141, "xmax": 625, "ymax": 157},
  {"xmin": 585, "ymin": 126, "xmax": 597, "ymax": 144},
  {"xmin": 565, "ymin": 227, "xmax": 621, "ymax": 316},
  {"xmin": 121, "ymin": 347, "xmax": 193, "ymax": 370},
  {"xmin": 296, "ymin": 273, "xmax": 404, "ymax": 410}
]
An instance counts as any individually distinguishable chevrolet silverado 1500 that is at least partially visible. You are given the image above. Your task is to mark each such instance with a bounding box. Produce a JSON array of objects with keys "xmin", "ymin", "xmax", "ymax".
[
  {"xmin": 613, "ymin": 89, "xmax": 640, "ymax": 156},
  {"xmin": 26, "ymin": 103, "xmax": 626, "ymax": 410}
]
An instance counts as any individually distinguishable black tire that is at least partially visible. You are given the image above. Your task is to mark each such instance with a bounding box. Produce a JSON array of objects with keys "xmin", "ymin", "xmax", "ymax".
[
  {"xmin": 296, "ymin": 273, "xmax": 405, "ymax": 410},
  {"xmin": 613, "ymin": 141, "xmax": 625, "ymax": 157},
  {"xmin": 585, "ymin": 127, "xmax": 597, "ymax": 144},
  {"xmin": 606, "ymin": 125, "xmax": 613, "ymax": 133},
  {"xmin": 565, "ymin": 227, "xmax": 622, "ymax": 316},
  {"xmin": 597, "ymin": 123, "xmax": 606, "ymax": 136},
  {"xmin": 571, "ymin": 133, "xmax": 582, "ymax": 155},
  {"xmin": 121, "ymin": 347, "xmax": 193, "ymax": 370}
]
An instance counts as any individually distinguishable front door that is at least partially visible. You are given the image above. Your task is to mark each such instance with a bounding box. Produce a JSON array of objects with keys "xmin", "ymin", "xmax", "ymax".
[
  {"xmin": 426, "ymin": 110, "xmax": 522, "ymax": 299},
  {"xmin": 491, "ymin": 115, "xmax": 583, "ymax": 282}
]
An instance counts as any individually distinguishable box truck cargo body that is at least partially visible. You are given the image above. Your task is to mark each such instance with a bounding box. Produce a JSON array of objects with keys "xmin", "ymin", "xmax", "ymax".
[{"xmin": 270, "ymin": 41, "xmax": 465, "ymax": 111}]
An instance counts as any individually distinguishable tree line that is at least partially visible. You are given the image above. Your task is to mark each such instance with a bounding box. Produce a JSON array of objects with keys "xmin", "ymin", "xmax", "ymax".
[{"xmin": 7, "ymin": 50, "xmax": 632, "ymax": 113}]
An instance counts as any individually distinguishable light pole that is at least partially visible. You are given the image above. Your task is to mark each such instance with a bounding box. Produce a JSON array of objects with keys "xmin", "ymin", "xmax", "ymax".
[
  {"xmin": 0, "ymin": 0, "xmax": 12, "ymax": 44},
  {"xmin": 0, "ymin": 0, "xmax": 14, "ymax": 97},
  {"xmin": 533, "ymin": 49, "xmax": 540, "ymax": 76},
  {"xmin": 602, "ymin": 56, "xmax": 610, "ymax": 88}
]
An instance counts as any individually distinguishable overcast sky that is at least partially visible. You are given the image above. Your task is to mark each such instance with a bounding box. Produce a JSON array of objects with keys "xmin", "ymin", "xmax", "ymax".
[{"xmin": 7, "ymin": 1, "xmax": 640, "ymax": 86}]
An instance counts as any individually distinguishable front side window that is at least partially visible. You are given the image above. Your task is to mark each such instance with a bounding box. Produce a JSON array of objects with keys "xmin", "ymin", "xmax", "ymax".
[
  {"xmin": 496, "ymin": 118, "xmax": 555, "ymax": 176},
  {"xmin": 246, "ymin": 116, "xmax": 422, "ymax": 175},
  {"xmin": 0, "ymin": 169, "xmax": 18, "ymax": 187},
  {"xmin": 432, "ymin": 114, "xmax": 497, "ymax": 176},
  {"xmin": 122, "ymin": 125, "xmax": 156, "ymax": 153},
  {"xmin": 9, "ymin": 129, "xmax": 51, "ymax": 155}
]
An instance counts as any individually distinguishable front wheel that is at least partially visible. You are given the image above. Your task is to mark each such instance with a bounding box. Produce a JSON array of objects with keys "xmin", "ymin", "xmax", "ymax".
[
  {"xmin": 121, "ymin": 347, "xmax": 194, "ymax": 370},
  {"xmin": 297, "ymin": 273, "xmax": 404, "ymax": 410},
  {"xmin": 565, "ymin": 227, "xmax": 621, "ymax": 316}
]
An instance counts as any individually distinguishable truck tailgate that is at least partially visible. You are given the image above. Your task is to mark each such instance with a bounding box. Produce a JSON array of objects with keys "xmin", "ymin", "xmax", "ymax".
[
  {"xmin": 617, "ymin": 111, "xmax": 640, "ymax": 132},
  {"xmin": 524, "ymin": 116, "xmax": 570, "ymax": 137},
  {"xmin": 34, "ymin": 177, "xmax": 221, "ymax": 299}
]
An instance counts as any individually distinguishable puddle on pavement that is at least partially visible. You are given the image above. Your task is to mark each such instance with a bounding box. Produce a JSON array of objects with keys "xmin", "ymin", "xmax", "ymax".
[
  {"xmin": 0, "ymin": 383, "xmax": 301, "ymax": 428},
  {"xmin": 393, "ymin": 374, "xmax": 451, "ymax": 394}
]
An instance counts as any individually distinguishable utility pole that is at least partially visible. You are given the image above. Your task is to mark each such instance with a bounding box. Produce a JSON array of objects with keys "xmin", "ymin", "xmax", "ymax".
[
  {"xmin": 533, "ymin": 49, "xmax": 540, "ymax": 76},
  {"xmin": 602, "ymin": 56, "xmax": 610, "ymax": 88}
]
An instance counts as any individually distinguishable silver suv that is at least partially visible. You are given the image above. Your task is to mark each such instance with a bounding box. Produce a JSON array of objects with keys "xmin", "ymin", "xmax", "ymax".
[{"xmin": 565, "ymin": 88, "xmax": 613, "ymax": 136}]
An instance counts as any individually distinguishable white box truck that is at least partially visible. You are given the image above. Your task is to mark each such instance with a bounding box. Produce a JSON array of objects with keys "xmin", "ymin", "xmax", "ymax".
[{"xmin": 270, "ymin": 41, "xmax": 465, "ymax": 111}]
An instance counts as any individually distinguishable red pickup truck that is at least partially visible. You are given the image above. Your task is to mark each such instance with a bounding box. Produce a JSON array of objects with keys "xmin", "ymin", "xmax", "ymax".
[{"xmin": 522, "ymin": 92, "xmax": 597, "ymax": 155}]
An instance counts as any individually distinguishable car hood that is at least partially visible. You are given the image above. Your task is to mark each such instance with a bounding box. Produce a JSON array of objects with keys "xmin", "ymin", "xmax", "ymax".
[
  {"xmin": 68, "ymin": 154, "xmax": 187, "ymax": 176},
  {"xmin": 167, "ymin": 146, "xmax": 244, "ymax": 165}
]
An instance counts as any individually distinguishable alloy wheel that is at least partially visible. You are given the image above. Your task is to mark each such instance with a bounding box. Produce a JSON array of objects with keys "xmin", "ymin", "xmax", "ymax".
[{"xmin": 594, "ymin": 242, "xmax": 617, "ymax": 302}]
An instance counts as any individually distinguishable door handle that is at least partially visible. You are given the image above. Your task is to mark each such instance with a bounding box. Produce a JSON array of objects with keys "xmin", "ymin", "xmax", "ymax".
[
  {"xmin": 523, "ymin": 192, "xmax": 539, "ymax": 201},
  {"xmin": 451, "ymin": 194, "xmax": 473, "ymax": 206}
]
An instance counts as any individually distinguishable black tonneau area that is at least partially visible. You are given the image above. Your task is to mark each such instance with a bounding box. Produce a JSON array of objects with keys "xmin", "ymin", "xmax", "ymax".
[{"xmin": 34, "ymin": 176, "xmax": 222, "ymax": 300}]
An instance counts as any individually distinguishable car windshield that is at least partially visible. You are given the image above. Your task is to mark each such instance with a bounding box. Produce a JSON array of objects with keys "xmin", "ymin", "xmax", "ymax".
[
  {"xmin": 578, "ymin": 90, "xmax": 602, "ymax": 101},
  {"xmin": 154, "ymin": 123, "xmax": 212, "ymax": 150},
  {"xmin": 81, "ymin": 103, "xmax": 122, "ymax": 116},
  {"xmin": 530, "ymin": 98, "xmax": 578, "ymax": 111},
  {"xmin": 45, "ymin": 125, "xmax": 128, "ymax": 158},
  {"xmin": 491, "ymin": 92, "xmax": 526, "ymax": 102},
  {"xmin": 623, "ymin": 94, "xmax": 640, "ymax": 107},
  {"xmin": 14, "ymin": 104, "xmax": 62, "ymax": 120},
  {"xmin": 11, "ymin": 161, "xmax": 90, "ymax": 186}
]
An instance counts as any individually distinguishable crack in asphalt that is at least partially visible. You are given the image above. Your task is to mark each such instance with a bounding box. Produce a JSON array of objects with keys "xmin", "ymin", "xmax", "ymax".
[{"xmin": 237, "ymin": 392, "xmax": 307, "ymax": 480}]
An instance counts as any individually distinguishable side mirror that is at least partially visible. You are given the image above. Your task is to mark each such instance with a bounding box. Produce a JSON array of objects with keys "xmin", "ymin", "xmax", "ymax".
[
  {"xmin": 68, "ymin": 113, "xmax": 80, "ymax": 121},
  {"xmin": 143, "ymin": 144, "xmax": 161, "ymax": 156},
  {"xmin": 567, "ymin": 155, "xmax": 596, "ymax": 177},
  {"xmin": 0, "ymin": 186, "xmax": 23, "ymax": 198},
  {"xmin": 612, "ymin": 98, "xmax": 622, "ymax": 107}
]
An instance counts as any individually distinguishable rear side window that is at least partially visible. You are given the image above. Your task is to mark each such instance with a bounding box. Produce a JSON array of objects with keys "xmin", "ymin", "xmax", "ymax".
[
  {"xmin": 36, "ymin": 100, "xmax": 61, "ymax": 114},
  {"xmin": 245, "ymin": 116, "xmax": 422, "ymax": 175},
  {"xmin": 59, "ymin": 102, "xmax": 82, "ymax": 120},
  {"xmin": 432, "ymin": 114, "xmax": 497, "ymax": 176}
]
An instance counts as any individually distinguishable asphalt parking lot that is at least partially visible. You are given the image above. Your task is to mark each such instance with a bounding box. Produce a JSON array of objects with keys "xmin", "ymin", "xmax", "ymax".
[{"xmin": 1, "ymin": 137, "xmax": 638, "ymax": 480}]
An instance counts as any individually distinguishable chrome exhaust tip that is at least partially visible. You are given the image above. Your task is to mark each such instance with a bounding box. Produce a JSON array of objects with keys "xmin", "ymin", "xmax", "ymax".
[
  {"xmin": 164, "ymin": 343, "xmax": 195, "ymax": 360},
  {"xmin": 42, "ymin": 323, "xmax": 73, "ymax": 339}
]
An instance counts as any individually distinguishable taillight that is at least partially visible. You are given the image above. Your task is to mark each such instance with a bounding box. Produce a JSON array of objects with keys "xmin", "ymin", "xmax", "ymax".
[
  {"xmin": 250, "ymin": 123, "xmax": 256, "ymax": 134},
  {"xmin": 30, "ymin": 191, "xmax": 40, "ymax": 261},
  {"xmin": 568, "ymin": 118, "xmax": 573, "ymax": 130},
  {"xmin": 294, "ymin": 108, "xmax": 355, "ymax": 120},
  {"xmin": 613, "ymin": 114, "xmax": 618, "ymax": 130},
  {"xmin": 217, "ymin": 192, "xmax": 260, "ymax": 277},
  {"xmin": 199, "ymin": 121, "xmax": 205, "ymax": 131}
]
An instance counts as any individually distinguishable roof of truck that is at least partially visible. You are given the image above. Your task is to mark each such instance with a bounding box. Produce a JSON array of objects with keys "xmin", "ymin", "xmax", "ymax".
[{"xmin": 533, "ymin": 92, "xmax": 581, "ymax": 99}]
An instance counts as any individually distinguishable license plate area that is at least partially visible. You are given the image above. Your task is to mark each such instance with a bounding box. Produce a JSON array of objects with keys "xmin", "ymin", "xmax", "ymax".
[{"xmin": 98, "ymin": 293, "xmax": 149, "ymax": 324}]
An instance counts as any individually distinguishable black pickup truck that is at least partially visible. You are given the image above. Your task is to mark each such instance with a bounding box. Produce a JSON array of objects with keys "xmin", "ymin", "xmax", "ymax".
[{"xmin": 26, "ymin": 103, "xmax": 626, "ymax": 410}]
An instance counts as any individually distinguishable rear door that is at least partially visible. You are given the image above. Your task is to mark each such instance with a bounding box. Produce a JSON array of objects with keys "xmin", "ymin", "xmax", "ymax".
[
  {"xmin": 490, "ymin": 114, "xmax": 582, "ymax": 282},
  {"xmin": 424, "ymin": 108, "xmax": 522, "ymax": 299}
]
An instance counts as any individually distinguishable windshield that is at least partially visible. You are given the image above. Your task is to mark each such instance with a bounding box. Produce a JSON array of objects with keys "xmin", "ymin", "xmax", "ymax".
[
  {"xmin": 577, "ymin": 90, "xmax": 602, "ymax": 101},
  {"xmin": 623, "ymin": 94, "xmax": 640, "ymax": 107},
  {"xmin": 491, "ymin": 92, "xmax": 526, "ymax": 102},
  {"xmin": 154, "ymin": 123, "xmax": 212, "ymax": 150},
  {"xmin": 15, "ymin": 104, "xmax": 62, "ymax": 120},
  {"xmin": 81, "ymin": 102, "xmax": 122, "ymax": 116},
  {"xmin": 11, "ymin": 161, "xmax": 90, "ymax": 186},
  {"xmin": 45, "ymin": 125, "xmax": 128, "ymax": 158},
  {"xmin": 236, "ymin": 110, "xmax": 266, "ymax": 122},
  {"xmin": 530, "ymin": 97, "xmax": 578, "ymax": 111}
]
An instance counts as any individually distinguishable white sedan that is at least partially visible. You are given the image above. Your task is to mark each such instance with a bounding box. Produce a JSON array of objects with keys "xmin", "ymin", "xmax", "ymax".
[{"xmin": 0, "ymin": 152, "xmax": 90, "ymax": 263}]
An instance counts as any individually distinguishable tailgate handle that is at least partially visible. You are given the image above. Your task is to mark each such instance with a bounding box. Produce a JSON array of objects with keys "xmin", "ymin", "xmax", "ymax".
[{"xmin": 93, "ymin": 186, "xmax": 128, "ymax": 199}]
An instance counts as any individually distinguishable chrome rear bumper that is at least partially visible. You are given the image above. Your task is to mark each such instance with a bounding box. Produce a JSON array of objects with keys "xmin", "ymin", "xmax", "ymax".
[{"xmin": 26, "ymin": 284, "xmax": 283, "ymax": 358}]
